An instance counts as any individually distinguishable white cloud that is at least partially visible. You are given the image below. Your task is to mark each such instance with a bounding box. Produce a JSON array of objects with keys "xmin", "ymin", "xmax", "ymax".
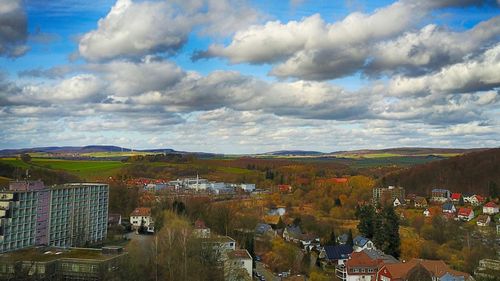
[
  {"xmin": 79, "ymin": 0, "xmax": 192, "ymax": 61},
  {"xmin": 79, "ymin": 0, "xmax": 261, "ymax": 61}
]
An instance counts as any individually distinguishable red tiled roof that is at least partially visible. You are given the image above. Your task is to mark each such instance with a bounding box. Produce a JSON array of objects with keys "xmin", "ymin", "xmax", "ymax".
[
  {"xmin": 346, "ymin": 251, "xmax": 380, "ymax": 268},
  {"xmin": 484, "ymin": 202, "xmax": 498, "ymax": 208},
  {"xmin": 474, "ymin": 195, "xmax": 485, "ymax": 202},
  {"xmin": 458, "ymin": 207, "xmax": 473, "ymax": 216},
  {"xmin": 130, "ymin": 207, "xmax": 151, "ymax": 217}
]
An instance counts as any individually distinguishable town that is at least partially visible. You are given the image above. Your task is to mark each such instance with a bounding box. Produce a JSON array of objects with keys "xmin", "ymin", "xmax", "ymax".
[
  {"xmin": 1, "ymin": 0, "xmax": 500, "ymax": 280},
  {"xmin": 1, "ymin": 162, "xmax": 499, "ymax": 281}
]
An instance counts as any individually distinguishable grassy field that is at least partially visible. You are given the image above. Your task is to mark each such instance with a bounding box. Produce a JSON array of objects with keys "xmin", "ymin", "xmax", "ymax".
[{"xmin": 0, "ymin": 158, "xmax": 127, "ymax": 180}]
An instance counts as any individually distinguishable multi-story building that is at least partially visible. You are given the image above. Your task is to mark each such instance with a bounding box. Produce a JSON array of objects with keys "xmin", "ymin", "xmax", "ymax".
[
  {"xmin": 372, "ymin": 186, "xmax": 405, "ymax": 205},
  {"xmin": 431, "ymin": 188, "xmax": 451, "ymax": 203},
  {"xmin": 0, "ymin": 181, "xmax": 108, "ymax": 253}
]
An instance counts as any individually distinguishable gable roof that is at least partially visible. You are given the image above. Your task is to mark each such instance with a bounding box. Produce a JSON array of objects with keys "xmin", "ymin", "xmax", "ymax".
[
  {"xmin": 255, "ymin": 223, "xmax": 273, "ymax": 234},
  {"xmin": 458, "ymin": 207, "xmax": 473, "ymax": 216},
  {"xmin": 284, "ymin": 225, "xmax": 303, "ymax": 239},
  {"xmin": 324, "ymin": 244, "xmax": 353, "ymax": 260},
  {"xmin": 484, "ymin": 201, "xmax": 498, "ymax": 208},
  {"xmin": 410, "ymin": 259, "xmax": 470, "ymax": 279},
  {"xmin": 130, "ymin": 207, "xmax": 151, "ymax": 217}
]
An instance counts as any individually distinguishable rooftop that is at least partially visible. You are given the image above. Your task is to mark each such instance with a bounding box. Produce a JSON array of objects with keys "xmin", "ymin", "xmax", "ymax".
[
  {"xmin": 0, "ymin": 247, "xmax": 126, "ymax": 263},
  {"xmin": 226, "ymin": 249, "xmax": 252, "ymax": 260},
  {"xmin": 130, "ymin": 207, "xmax": 151, "ymax": 217}
]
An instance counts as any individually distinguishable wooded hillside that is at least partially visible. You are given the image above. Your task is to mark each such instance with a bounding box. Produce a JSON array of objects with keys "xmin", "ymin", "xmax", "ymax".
[{"xmin": 381, "ymin": 148, "xmax": 500, "ymax": 196}]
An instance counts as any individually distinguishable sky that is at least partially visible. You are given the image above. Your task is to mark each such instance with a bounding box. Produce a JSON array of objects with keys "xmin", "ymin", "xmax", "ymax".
[{"xmin": 0, "ymin": 0, "xmax": 499, "ymax": 154}]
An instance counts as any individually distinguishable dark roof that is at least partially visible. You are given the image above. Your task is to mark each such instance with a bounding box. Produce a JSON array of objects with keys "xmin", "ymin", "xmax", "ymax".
[
  {"xmin": 285, "ymin": 225, "xmax": 303, "ymax": 239},
  {"xmin": 353, "ymin": 235, "xmax": 370, "ymax": 247},
  {"xmin": 255, "ymin": 223, "xmax": 273, "ymax": 235},
  {"xmin": 442, "ymin": 202, "xmax": 455, "ymax": 210},
  {"xmin": 324, "ymin": 244, "xmax": 353, "ymax": 260}
]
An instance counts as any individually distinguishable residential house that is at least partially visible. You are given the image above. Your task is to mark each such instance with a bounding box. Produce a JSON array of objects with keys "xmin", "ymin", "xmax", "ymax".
[
  {"xmin": 415, "ymin": 259, "xmax": 473, "ymax": 281},
  {"xmin": 469, "ymin": 195, "xmax": 485, "ymax": 206},
  {"xmin": 476, "ymin": 215, "xmax": 491, "ymax": 227},
  {"xmin": 457, "ymin": 207, "xmax": 474, "ymax": 221},
  {"xmin": 483, "ymin": 202, "xmax": 499, "ymax": 215},
  {"xmin": 130, "ymin": 207, "xmax": 154, "ymax": 233},
  {"xmin": 194, "ymin": 219, "xmax": 211, "ymax": 238},
  {"xmin": 451, "ymin": 193, "xmax": 462, "ymax": 204},
  {"xmin": 224, "ymin": 249, "xmax": 253, "ymax": 281},
  {"xmin": 442, "ymin": 202, "xmax": 456, "ymax": 214},
  {"xmin": 405, "ymin": 194, "xmax": 416, "ymax": 205},
  {"xmin": 432, "ymin": 189, "xmax": 451, "ymax": 203},
  {"xmin": 474, "ymin": 259, "xmax": 500, "ymax": 280},
  {"xmin": 414, "ymin": 197, "xmax": 428, "ymax": 208},
  {"xmin": 377, "ymin": 261, "xmax": 433, "ymax": 281},
  {"xmin": 336, "ymin": 249, "xmax": 398, "ymax": 281},
  {"xmin": 392, "ymin": 197, "xmax": 403, "ymax": 208},
  {"xmin": 255, "ymin": 223, "xmax": 275, "ymax": 237},
  {"xmin": 320, "ymin": 244, "xmax": 353, "ymax": 266},
  {"xmin": 283, "ymin": 225, "xmax": 319, "ymax": 248},
  {"xmin": 201, "ymin": 235, "xmax": 236, "ymax": 263},
  {"xmin": 378, "ymin": 259, "xmax": 473, "ymax": 281},
  {"xmin": 353, "ymin": 236, "xmax": 376, "ymax": 252}
]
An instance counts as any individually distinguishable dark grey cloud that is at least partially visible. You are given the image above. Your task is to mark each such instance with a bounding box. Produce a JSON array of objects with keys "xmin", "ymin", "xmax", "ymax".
[
  {"xmin": 18, "ymin": 65, "xmax": 75, "ymax": 79},
  {"xmin": 0, "ymin": 0, "xmax": 29, "ymax": 57}
]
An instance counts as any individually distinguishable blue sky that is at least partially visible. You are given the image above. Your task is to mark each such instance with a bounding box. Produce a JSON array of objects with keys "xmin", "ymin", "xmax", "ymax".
[{"xmin": 0, "ymin": 0, "xmax": 499, "ymax": 153}]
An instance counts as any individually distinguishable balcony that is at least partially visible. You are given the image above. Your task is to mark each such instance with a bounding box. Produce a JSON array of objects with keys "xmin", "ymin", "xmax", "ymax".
[{"xmin": 336, "ymin": 264, "xmax": 347, "ymax": 281}]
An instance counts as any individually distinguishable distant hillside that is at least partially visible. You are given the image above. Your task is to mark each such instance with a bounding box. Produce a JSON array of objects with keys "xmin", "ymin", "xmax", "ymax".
[
  {"xmin": 261, "ymin": 150, "xmax": 324, "ymax": 156},
  {"xmin": 331, "ymin": 147, "xmax": 487, "ymax": 157},
  {"xmin": 381, "ymin": 148, "xmax": 500, "ymax": 196}
]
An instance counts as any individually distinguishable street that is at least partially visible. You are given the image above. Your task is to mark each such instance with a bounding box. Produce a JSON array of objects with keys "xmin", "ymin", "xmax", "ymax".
[{"xmin": 255, "ymin": 262, "xmax": 279, "ymax": 281}]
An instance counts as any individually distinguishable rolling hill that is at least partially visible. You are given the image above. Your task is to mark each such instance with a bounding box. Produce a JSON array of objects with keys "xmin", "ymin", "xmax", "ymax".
[{"xmin": 381, "ymin": 148, "xmax": 500, "ymax": 196}]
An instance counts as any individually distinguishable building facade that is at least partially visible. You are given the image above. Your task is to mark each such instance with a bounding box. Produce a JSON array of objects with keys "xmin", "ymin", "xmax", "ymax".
[
  {"xmin": 0, "ymin": 181, "xmax": 109, "ymax": 253},
  {"xmin": 373, "ymin": 186, "xmax": 405, "ymax": 205}
]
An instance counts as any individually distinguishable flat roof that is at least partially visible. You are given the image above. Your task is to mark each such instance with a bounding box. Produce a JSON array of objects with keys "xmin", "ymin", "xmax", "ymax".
[{"xmin": 0, "ymin": 247, "xmax": 125, "ymax": 263}]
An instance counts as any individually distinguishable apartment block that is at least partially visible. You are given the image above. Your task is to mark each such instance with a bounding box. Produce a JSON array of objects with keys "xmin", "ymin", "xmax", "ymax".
[
  {"xmin": 0, "ymin": 181, "xmax": 109, "ymax": 253},
  {"xmin": 372, "ymin": 186, "xmax": 405, "ymax": 205}
]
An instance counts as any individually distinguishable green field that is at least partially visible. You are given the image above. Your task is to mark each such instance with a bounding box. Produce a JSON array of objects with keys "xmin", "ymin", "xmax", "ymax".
[{"xmin": 0, "ymin": 158, "xmax": 127, "ymax": 180}]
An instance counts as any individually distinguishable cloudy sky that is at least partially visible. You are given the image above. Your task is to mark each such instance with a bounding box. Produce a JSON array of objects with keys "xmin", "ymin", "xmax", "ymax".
[{"xmin": 0, "ymin": 0, "xmax": 499, "ymax": 153}]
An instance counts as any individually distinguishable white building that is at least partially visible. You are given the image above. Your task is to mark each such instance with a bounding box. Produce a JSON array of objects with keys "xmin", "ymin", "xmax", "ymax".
[
  {"xmin": 224, "ymin": 249, "xmax": 253, "ymax": 281},
  {"xmin": 483, "ymin": 202, "xmax": 499, "ymax": 215},
  {"xmin": 240, "ymin": 184, "xmax": 256, "ymax": 192},
  {"xmin": 353, "ymin": 236, "xmax": 376, "ymax": 252},
  {"xmin": 130, "ymin": 207, "xmax": 154, "ymax": 233}
]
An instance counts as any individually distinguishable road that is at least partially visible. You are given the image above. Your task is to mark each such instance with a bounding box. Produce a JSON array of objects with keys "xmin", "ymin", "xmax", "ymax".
[{"xmin": 255, "ymin": 262, "xmax": 279, "ymax": 281}]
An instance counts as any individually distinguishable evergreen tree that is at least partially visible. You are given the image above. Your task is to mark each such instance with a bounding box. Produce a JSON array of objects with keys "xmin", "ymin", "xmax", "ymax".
[
  {"xmin": 347, "ymin": 229, "xmax": 354, "ymax": 246},
  {"xmin": 357, "ymin": 205, "xmax": 375, "ymax": 239},
  {"xmin": 381, "ymin": 206, "xmax": 401, "ymax": 259},
  {"xmin": 326, "ymin": 229, "xmax": 337, "ymax": 246}
]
